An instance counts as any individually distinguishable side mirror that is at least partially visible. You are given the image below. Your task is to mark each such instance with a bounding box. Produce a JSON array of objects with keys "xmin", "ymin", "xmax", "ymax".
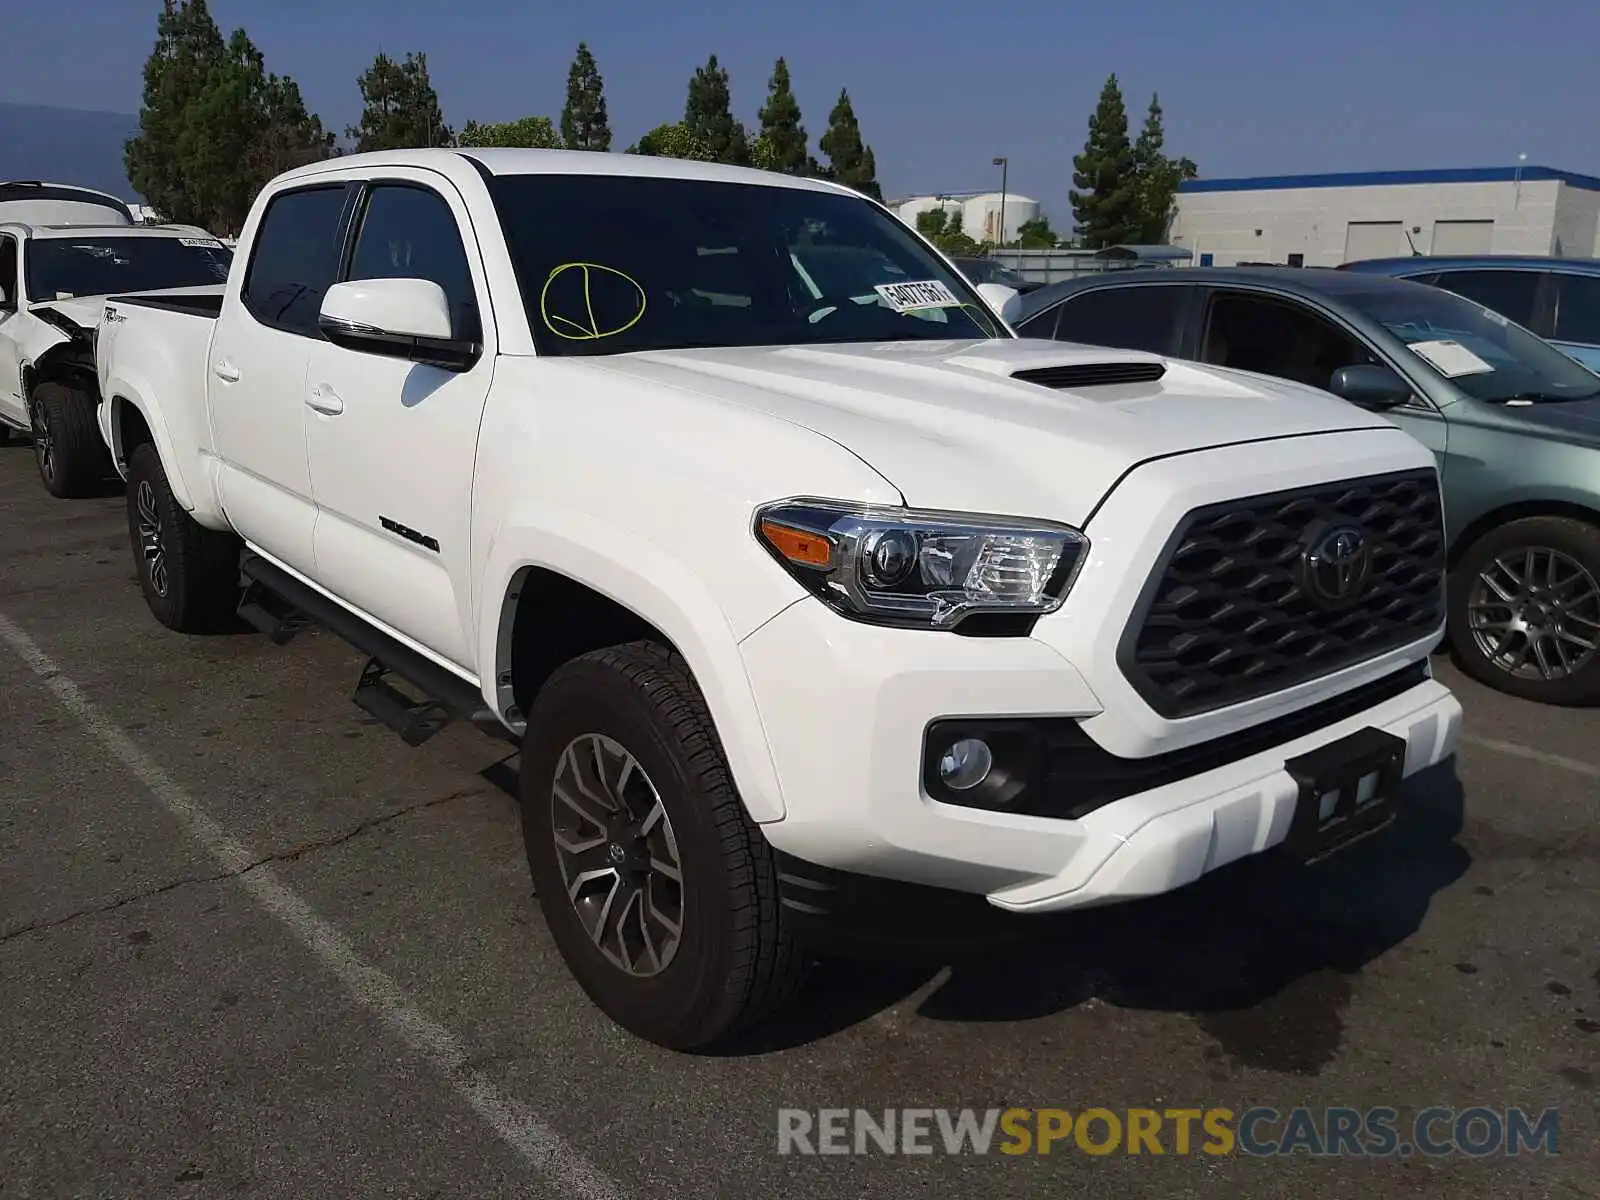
[
  {"xmin": 317, "ymin": 278, "xmax": 479, "ymax": 371},
  {"xmin": 975, "ymin": 282, "xmax": 1022, "ymax": 325},
  {"xmin": 1328, "ymin": 363, "xmax": 1413, "ymax": 410}
]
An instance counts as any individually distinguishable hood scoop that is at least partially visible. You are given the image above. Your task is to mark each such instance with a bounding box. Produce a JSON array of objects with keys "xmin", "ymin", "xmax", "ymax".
[{"xmin": 1012, "ymin": 361, "xmax": 1167, "ymax": 390}]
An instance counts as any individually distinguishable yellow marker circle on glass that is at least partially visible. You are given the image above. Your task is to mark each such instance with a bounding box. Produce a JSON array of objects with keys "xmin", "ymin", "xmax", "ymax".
[{"xmin": 540, "ymin": 262, "xmax": 648, "ymax": 340}]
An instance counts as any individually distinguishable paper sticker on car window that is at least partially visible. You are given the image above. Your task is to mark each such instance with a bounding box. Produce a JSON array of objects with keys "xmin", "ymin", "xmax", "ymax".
[
  {"xmin": 1408, "ymin": 339, "xmax": 1494, "ymax": 377},
  {"xmin": 179, "ymin": 237, "xmax": 222, "ymax": 248},
  {"xmin": 874, "ymin": 279, "xmax": 961, "ymax": 312},
  {"xmin": 1481, "ymin": 307, "xmax": 1509, "ymax": 327}
]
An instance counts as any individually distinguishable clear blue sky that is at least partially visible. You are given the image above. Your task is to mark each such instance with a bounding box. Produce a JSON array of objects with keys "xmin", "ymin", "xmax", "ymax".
[{"xmin": 3, "ymin": 0, "xmax": 1597, "ymax": 222}]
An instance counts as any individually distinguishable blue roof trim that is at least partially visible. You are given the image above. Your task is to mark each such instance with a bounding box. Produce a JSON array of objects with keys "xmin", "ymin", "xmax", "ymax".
[{"xmin": 1179, "ymin": 166, "xmax": 1600, "ymax": 195}]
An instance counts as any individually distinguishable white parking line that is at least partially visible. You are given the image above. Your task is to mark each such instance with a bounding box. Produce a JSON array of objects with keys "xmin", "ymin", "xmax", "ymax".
[
  {"xmin": 1460, "ymin": 733, "xmax": 1600, "ymax": 781},
  {"xmin": 0, "ymin": 612, "xmax": 623, "ymax": 1200}
]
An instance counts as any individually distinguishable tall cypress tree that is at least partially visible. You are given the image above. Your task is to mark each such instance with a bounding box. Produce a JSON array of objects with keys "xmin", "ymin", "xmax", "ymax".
[
  {"xmin": 818, "ymin": 89, "xmax": 881, "ymax": 201},
  {"xmin": 1069, "ymin": 74, "xmax": 1141, "ymax": 248},
  {"xmin": 683, "ymin": 54, "xmax": 748, "ymax": 165},
  {"xmin": 1130, "ymin": 93, "xmax": 1197, "ymax": 243},
  {"xmin": 560, "ymin": 43, "xmax": 611, "ymax": 152},
  {"xmin": 756, "ymin": 57, "xmax": 809, "ymax": 175}
]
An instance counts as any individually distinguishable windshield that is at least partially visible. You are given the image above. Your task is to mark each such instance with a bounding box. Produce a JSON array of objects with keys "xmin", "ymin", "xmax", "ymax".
[
  {"xmin": 26, "ymin": 236, "xmax": 232, "ymax": 302},
  {"xmin": 1343, "ymin": 282, "xmax": 1600, "ymax": 404},
  {"xmin": 958, "ymin": 258, "xmax": 1027, "ymax": 287},
  {"xmin": 487, "ymin": 174, "xmax": 1007, "ymax": 356}
]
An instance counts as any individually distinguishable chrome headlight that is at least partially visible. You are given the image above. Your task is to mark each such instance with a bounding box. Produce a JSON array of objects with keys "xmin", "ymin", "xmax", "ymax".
[{"xmin": 754, "ymin": 499, "xmax": 1088, "ymax": 630}]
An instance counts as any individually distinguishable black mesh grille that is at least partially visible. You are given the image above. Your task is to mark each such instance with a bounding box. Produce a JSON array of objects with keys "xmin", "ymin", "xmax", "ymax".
[
  {"xmin": 1120, "ymin": 469, "xmax": 1445, "ymax": 719},
  {"xmin": 1012, "ymin": 361, "xmax": 1166, "ymax": 389}
]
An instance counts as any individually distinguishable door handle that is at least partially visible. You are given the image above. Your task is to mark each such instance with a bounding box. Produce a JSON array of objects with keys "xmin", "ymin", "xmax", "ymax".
[
  {"xmin": 213, "ymin": 359, "xmax": 241, "ymax": 383},
  {"xmin": 306, "ymin": 384, "xmax": 344, "ymax": 416}
]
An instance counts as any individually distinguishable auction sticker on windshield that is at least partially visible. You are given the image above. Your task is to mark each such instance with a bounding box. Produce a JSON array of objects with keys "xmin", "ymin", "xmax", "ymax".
[
  {"xmin": 179, "ymin": 237, "xmax": 223, "ymax": 248},
  {"xmin": 875, "ymin": 279, "xmax": 962, "ymax": 312},
  {"xmin": 1407, "ymin": 339, "xmax": 1494, "ymax": 378}
]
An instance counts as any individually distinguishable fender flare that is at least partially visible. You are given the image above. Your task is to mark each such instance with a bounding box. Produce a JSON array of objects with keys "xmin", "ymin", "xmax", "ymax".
[
  {"xmin": 477, "ymin": 506, "xmax": 791, "ymax": 824},
  {"xmin": 101, "ymin": 377, "xmax": 197, "ymax": 512}
]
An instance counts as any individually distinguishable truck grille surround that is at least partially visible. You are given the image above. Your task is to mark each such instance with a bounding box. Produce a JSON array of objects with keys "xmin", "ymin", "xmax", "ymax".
[{"xmin": 1119, "ymin": 469, "xmax": 1445, "ymax": 719}]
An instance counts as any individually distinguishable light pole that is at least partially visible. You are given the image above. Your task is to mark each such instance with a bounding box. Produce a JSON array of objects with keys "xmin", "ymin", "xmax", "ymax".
[
  {"xmin": 992, "ymin": 156, "xmax": 1008, "ymax": 261},
  {"xmin": 1513, "ymin": 151, "xmax": 1527, "ymax": 209}
]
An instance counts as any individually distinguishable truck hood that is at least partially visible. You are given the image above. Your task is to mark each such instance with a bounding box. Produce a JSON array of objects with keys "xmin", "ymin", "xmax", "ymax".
[{"xmin": 590, "ymin": 339, "xmax": 1399, "ymax": 524}]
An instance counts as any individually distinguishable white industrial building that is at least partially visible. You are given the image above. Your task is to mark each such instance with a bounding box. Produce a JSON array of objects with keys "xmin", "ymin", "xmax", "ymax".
[
  {"xmin": 1169, "ymin": 166, "xmax": 1600, "ymax": 268},
  {"xmin": 892, "ymin": 191, "xmax": 1041, "ymax": 245}
]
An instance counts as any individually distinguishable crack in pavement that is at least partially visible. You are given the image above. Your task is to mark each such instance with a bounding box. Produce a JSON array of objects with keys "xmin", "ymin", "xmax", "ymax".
[{"xmin": 0, "ymin": 786, "xmax": 491, "ymax": 945}]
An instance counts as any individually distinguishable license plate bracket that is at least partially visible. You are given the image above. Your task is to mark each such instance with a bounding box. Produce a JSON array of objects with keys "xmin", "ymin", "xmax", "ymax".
[{"xmin": 1282, "ymin": 726, "xmax": 1407, "ymax": 863}]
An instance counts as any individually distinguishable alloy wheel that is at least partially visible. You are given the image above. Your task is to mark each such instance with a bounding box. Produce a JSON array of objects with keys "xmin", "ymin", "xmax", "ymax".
[
  {"xmin": 31, "ymin": 406, "xmax": 53, "ymax": 482},
  {"xmin": 551, "ymin": 732, "xmax": 684, "ymax": 977},
  {"xmin": 135, "ymin": 479, "xmax": 169, "ymax": 598},
  {"xmin": 1467, "ymin": 545, "xmax": 1600, "ymax": 682}
]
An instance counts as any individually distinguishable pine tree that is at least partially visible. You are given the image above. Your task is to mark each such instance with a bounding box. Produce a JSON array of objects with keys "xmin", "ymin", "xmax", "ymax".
[
  {"xmin": 1130, "ymin": 93, "xmax": 1197, "ymax": 243},
  {"xmin": 348, "ymin": 51, "xmax": 452, "ymax": 152},
  {"xmin": 125, "ymin": 0, "xmax": 227, "ymax": 225},
  {"xmin": 683, "ymin": 54, "xmax": 748, "ymax": 165},
  {"xmin": 818, "ymin": 89, "xmax": 881, "ymax": 201},
  {"xmin": 560, "ymin": 43, "xmax": 611, "ymax": 152},
  {"xmin": 1069, "ymin": 74, "xmax": 1141, "ymax": 248},
  {"xmin": 756, "ymin": 57, "xmax": 808, "ymax": 175},
  {"xmin": 125, "ymin": 2, "xmax": 331, "ymax": 233}
]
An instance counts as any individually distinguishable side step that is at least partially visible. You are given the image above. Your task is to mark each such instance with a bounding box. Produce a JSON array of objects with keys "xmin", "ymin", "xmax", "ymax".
[{"xmin": 237, "ymin": 553, "xmax": 516, "ymax": 748}]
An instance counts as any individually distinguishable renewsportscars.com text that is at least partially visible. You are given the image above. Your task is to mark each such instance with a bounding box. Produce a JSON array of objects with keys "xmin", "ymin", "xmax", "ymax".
[{"xmin": 776, "ymin": 1106, "xmax": 1559, "ymax": 1158}]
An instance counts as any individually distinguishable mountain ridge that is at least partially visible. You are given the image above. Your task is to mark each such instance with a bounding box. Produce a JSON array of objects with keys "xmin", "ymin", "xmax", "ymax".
[{"xmin": 0, "ymin": 102, "xmax": 141, "ymax": 201}]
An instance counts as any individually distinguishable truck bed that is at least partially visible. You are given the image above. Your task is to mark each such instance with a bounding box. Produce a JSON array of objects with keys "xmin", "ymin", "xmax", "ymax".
[{"xmin": 105, "ymin": 292, "xmax": 224, "ymax": 320}]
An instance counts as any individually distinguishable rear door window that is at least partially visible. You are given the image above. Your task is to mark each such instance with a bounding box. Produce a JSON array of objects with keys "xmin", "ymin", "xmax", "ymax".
[
  {"xmin": 1551, "ymin": 274, "xmax": 1600, "ymax": 345},
  {"xmin": 1429, "ymin": 269, "xmax": 1549, "ymax": 334},
  {"xmin": 241, "ymin": 184, "xmax": 353, "ymax": 338},
  {"xmin": 1044, "ymin": 285, "xmax": 1190, "ymax": 355}
]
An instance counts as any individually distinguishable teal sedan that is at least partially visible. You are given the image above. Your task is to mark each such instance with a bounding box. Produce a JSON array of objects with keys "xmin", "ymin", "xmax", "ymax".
[{"xmin": 1013, "ymin": 267, "xmax": 1600, "ymax": 705}]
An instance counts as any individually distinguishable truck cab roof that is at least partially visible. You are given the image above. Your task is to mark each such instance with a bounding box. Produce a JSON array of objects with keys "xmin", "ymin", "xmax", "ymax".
[
  {"xmin": 0, "ymin": 181, "xmax": 135, "ymax": 227},
  {"xmin": 0, "ymin": 221, "xmax": 218, "ymax": 242}
]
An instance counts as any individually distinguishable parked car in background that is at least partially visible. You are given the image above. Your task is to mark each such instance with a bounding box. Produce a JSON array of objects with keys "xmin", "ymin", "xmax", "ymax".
[
  {"xmin": 0, "ymin": 180, "xmax": 134, "ymax": 227},
  {"xmin": 1339, "ymin": 256, "xmax": 1600, "ymax": 372},
  {"xmin": 1014, "ymin": 267, "xmax": 1600, "ymax": 705},
  {"xmin": 0, "ymin": 220, "xmax": 232, "ymax": 492},
  {"xmin": 950, "ymin": 255, "xmax": 1043, "ymax": 294}
]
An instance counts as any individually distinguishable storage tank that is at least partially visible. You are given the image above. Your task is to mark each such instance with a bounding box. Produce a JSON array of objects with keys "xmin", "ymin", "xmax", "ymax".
[
  {"xmin": 961, "ymin": 192, "xmax": 1040, "ymax": 244},
  {"xmin": 895, "ymin": 194, "xmax": 963, "ymax": 230}
]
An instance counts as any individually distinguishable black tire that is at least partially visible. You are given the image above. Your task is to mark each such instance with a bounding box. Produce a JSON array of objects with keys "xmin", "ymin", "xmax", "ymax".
[
  {"xmin": 30, "ymin": 381, "xmax": 112, "ymax": 499},
  {"xmin": 125, "ymin": 442, "xmax": 240, "ymax": 633},
  {"xmin": 519, "ymin": 641, "xmax": 802, "ymax": 1050},
  {"xmin": 1447, "ymin": 515, "xmax": 1600, "ymax": 705}
]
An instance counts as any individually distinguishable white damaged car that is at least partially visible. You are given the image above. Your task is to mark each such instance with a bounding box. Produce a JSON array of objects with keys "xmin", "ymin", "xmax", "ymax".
[{"xmin": 0, "ymin": 219, "xmax": 231, "ymax": 495}]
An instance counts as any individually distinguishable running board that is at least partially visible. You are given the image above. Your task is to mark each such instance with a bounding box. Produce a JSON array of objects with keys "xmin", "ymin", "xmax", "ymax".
[{"xmin": 237, "ymin": 553, "xmax": 515, "ymax": 748}]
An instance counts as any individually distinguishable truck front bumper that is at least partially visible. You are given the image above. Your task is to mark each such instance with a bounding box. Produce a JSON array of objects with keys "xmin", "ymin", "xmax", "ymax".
[{"xmin": 739, "ymin": 596, "xmax": 1461, "ymax": 915}]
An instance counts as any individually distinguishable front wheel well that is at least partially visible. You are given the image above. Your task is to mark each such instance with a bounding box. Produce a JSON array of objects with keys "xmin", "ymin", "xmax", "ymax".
[
  {"xmin": 1448, "ymin": 500, "xmax": 1600, "ymax": 570},
  {"xmin": 503, "ymin": 567, "xmax": 674, "ymax": 721}
]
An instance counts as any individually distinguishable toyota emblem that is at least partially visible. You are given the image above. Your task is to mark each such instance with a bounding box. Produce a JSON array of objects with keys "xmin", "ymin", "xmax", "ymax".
[{"xmin": 1300, "ymin": 521, "xmax": 1374, "ymax": 609}]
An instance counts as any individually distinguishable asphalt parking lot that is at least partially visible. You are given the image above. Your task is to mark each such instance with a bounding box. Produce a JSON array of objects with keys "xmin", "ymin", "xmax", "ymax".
[{"xmin": 1, "ymin": 443, "xmax": 1596, "ymax": 1200}]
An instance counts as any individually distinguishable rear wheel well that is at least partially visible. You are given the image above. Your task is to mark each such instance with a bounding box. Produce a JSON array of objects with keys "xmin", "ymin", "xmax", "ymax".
[
  {"xmin": 113, "ymin": 397, "xmax": 155, "ymax": 463},
  {"xmin": 504, "ymin": 568, "xmax": 672, "ymax": 720},
  {"xmin": 1448, "ymin": 500, "xmax": 1600, "ymax": 570}
]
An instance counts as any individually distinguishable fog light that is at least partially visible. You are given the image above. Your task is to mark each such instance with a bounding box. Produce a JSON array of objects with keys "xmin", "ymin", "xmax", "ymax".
[{"xmin": 938, "ymin": 738, "xmax": 993, "ymax": 791}]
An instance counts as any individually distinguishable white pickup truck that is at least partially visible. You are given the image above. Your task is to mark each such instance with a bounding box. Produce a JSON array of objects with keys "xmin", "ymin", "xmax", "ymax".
[
  {"xmin": 95, "ymin": 148, "xmax": 1462, "ymax": 1050},
  {"xmin": 0, "ymin": 217, "xmax": 231, "ymax": 493}
]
